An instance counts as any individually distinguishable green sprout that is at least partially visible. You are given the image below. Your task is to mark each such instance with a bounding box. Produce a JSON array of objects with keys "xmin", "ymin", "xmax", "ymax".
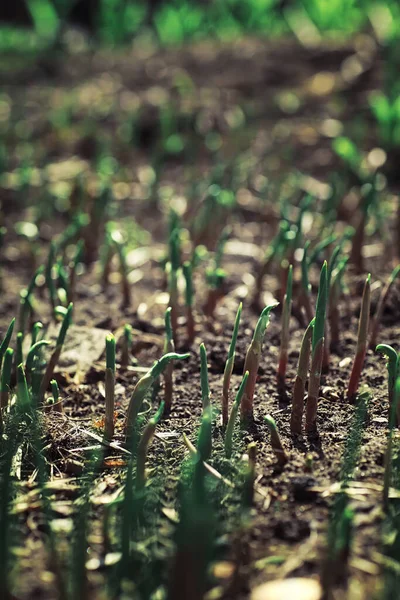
[
  {"xmin": 200, "ymin": 343, "xmax": 210, "ymax": 410},
  {"xmin": 31, "ymin": 321, "xmax": 43, "ymax": 346},
  {"xmin": 50, "ymin": 379, "xmax": 59, "ymax": 406},
  {"xmin": 0, "ymin": 318, "xmax": 15, "ymax": 373},
  {"xmin": 306, "ymin": 261, "xmax": 328, "ymax": 433},
  {"xmin": 16, "ymin": 332, "xmax": 24, "ymax": 369},
  {"xmin": 113, "ymin": 237, "xmax": 131, "ymax": 309},
  {"xmin": 183, "ymin": 261, "xmax": 195, "ymax": 345},
  {"xmin": 125, "ymin": 352, "xmax": 190, "ymax": 442},
  {"xmin": 136, "ymin": 401, "xmax": 165, "ymax": 491},
  {"xmin": 300, "ymin": 241, "xmax": 313, "ymax": 322},
  {"xmin": 376, "ymin": 344, "xmax": 399, "ymax": 426},
  {"xmin": 39, "ymin": 303, "xmax": 73, "ymax": 402},
  {"xmin": 197, "ymin": 404, "xmax": 213, "ymax": 463},
  {"xmin": 168, "ymin": 219, "xmax": 181, "ymax": 342},
  {"xmin": 347, "ymin": 274, "xmax": 371, "ymax": 401},
  {"xmin": 17, "ymin": 363, "xmax": 30, "ymax": 410},
  {"xmin": 265, "ymin": 414, "xmax": 288, "ymax": 466},
  {"xmin": 18, "ymin": 265, "xmax": 44, "ymax": 335},
  {"xmin": 225, "ymin": 371, "xmax": 249, "ymax": 459},
  {"xmin": 105, "ymin": 334, "xmax": 116, "ymax": 440},
  {"xmin": 242, "ymin": 441, "xmax": 257, "ymax": 509},
  {"xmin": 290, "ymin": 318, "xmax": 315, "ymax": 435},
  {"xmin": 277, "ymin": 264, "xmax": 293, "ymax": 389},
  {"xmin": 222, "ymin": 302, "xmax": 242, "ymax": 426},
  {"xmin": 164, "ymin": 307, "xmax": 175, "ymax": 414},
  {"xmin": 370, "ymin": 265, "xmax": 400, "ymax": 348},
  {"xmin": 121, "ymin": 323, "xmax": 133, "ymax": 368},
  {"xmin": 241, "ymin": 303, "xmax": 279, "ymax": 423},
  {"xmin": 0, "ymin": 348, "xmax": 13, "ymax": 411},
  {"xmin": 384, "ymin": 378, "xmax": 400, "ymax": 509},
  {"xmin": 45, "ymin": 241, "xmax": 58, "ymax": 311}
]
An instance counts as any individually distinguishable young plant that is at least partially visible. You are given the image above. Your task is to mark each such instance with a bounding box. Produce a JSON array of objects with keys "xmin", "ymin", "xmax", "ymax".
[
  {"xmin": 16, "ymin": 332, "xmax": 24, "ymax": 369},
  {"xmin": 105, "ymin": 334, "xmax": 116, "ymax": 440},
  {"xmin": 163, "ymin": 308, "xmax": 175, "ymax": 414},
  {"xmin": 384, "ymin": 378, "xmax": 400, "ymax": 510},
  {"xmin": 17, "ymin": 363, "xmax": 31, "ymax": 410},
  {"xmin": 290, "ymin": 318, "xmax": 315, "ymax": 435},
  {"xmin": 222, "ymin": 302, "xmax": 242, "ymax": 426},
  {"xmin": 197, "ymin": 404, "xmax": 213, "ymax": 463},
  {"xmin": 0, "ymin": 348, "xmax": 13, "ymax": 409},
  {"xmin": 125, "ymin": 352, "xmax": 189, "ymax": 442},
  {"xmin": 100, "ymin": 229, "xmax": 114, "ymax": 291},
  {"xmin": 113, "ymin": 237, "xmax": 131, "ymax": 309},
  {"xmin": 168, "ymin": 224, "xmax": 181, "ymax": 342},
  {"xmin": 277, "ymin": 264, "xmax": 293, "ymax": 389},
  {"xmin": 350, "ymin": 183, "xmax": 376, "ymax": 273},
  {"xmin": 183, "ymin": 261, "xmax": 195, "ymax": 345},
  {"xmin": 347, "ymin": 274, "xmax": 371, "ymax": 401},
  {"xmin": 200, "ymin": 343, "xmax": 210, "ymax": 410},
  {"xmin": 376, "ymin": 344, "xmax": 400, "ymax": 426},
  {"xmin": 242, "ymin": 441, "xmax": 257, "ymax": 508},
  {"xmin": 300, "ymin": 241, "xmax": 313, "ymax": 323},
  {"xmin": 45, "ymin": 241, "xmax": 58, "ymax": 311},
  {"xmin": 370, "ymin": 264, "xmax": 400, "ymax": 349},
  {"xmin": 241, "ymin": 303, "xmax": 279, "ymax": 423},
  {"xmin": 264, "ymin": 414, "xmax": 288, "ymax": 466},
  {"xmin": 136, "ymin": 401, "xmax": 165, "ymax": 491},
  {"xmin": 39, "ymin": 303, "xmax": 73, "ymax": 401},
  {"xmin": 305, "ymin": 262, "xmax": 328, "ymax": 433},
  {"xmin": 120, "ymin": 323, "xmax": 132, "ymax": 368},
  {"xmin": 18, "ymin": 265, "xmax": 43, "ymax": 334},
  {"xmin": 322, "ymin": 245, "xmax": 343, "ymax": 372},
  {"xmin": 0, "ymin": 318, "xmax": 15, "ymax": 372},
  {"xmin": 31, "ymin": 321, "xmax": 43, "ymax": 346},
  {"xmin": 50, "ymin": 379, "xmax": 59, "ymax": 406},
  {"xmin": 225, "ymin": 371, "xmax": 249, "ymax": 458}
]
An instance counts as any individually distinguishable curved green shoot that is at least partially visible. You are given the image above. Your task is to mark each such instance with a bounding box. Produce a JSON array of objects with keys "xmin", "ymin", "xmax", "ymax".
[
  {"xmin": 26, "ymin": 341, "xmax": 50, "ymax": 374},
  {"xmin": 0, "ymin": 348, "xmax": 13, "ymax": 409},
  {"xmin": 222, "ymin": 303, "xmax": 242, "ymax": 426},
  {"xmin": 200, "ymin": 343, "xmax": 210, "ymax": 409},
  {"xmin": 17, "ymin": 364, "xmax": 30, "ymax": 409},
  {"xmin": 265, "ymin": 414, "xmax": 288, "ymax": 466},
  {"xmin": 0, "ymin": 318, "xmax": 15, "ymax": 372},
  {"xmin": 136, "ymin": 401, "xmax": 165, "ymax": 491}
]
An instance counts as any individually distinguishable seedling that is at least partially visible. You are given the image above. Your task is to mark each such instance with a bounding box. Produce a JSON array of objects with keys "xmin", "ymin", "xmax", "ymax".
[
  {"xmin": 104, "ymin": 334, "xmax": 116, "ymax": 440},
  {"xmin": 125, "ymin": 351, "xmax": 190, "ymax": 442},
  {"xmin": 136, "ymin": 401, "xmax": 165, "ymax": 491},
  {"xmin": 265, "ymin": 414, "xmax": 288, "ymax": 466},
  {"xmin": 121, "ymin": 324, "xmax": 133, "ymax": 368},
  {"xmin": 16, "ymin": 332, "xmax": 24, "ymax": 369},
  {"xmin": 31, "ymin": 321, "xmax": 43, "ymax": 346},
  {"xmin": 291, "ymin": 318, "xmax": 315, "ymax": 435},
  {"xmin": 370, "ymin": 265, "xmax": 400, "ymax": 348},
  {"xmin": 0, "ymin": 318, "xmax": 15, "ymax": 372},
  {"xmin": 200, "ymin": 343, "xmax": 210, "ymax": 409},
  {"xmin": 50, "ymin": 379, "xmax": 59, "ymax": 406},
  {"xmin": 225, "ymin": 371, "xmax": 249, "ymax": 458},
  {"xmin": 300, "ymin": 241, "xmax": 313, "ymax": 322},
  {"xmin": 17, "ymin": 363, "xmax": 30, "ymax": 410},
  {"xmin": 197, "ymin": 404, "xmax": 213, "ymax": 463},
  {"xmin": 277, "ymin": 264, "xmax": 293, "ymax": 389},
  {"xmin": 183, "ymin": 261, "xmax": 195, "ymax": 345},
  {"xmin": 39, "ymin": 303, "xmax": 73, "ymax": 401},
  {"xmin": 347, "ymin": 274, "xmax": 371, "ymax": 401},
  {"xmin": 0, "ymin": 348, "xmax": 13, "ymax": 409},
  {"xmin": 164, "ymin": 308, "xmax": 175, "ymax": 414},
  {"xmin": 376, "ymin": 344, "xmax": 400, "ymax": 426},
  {"xmin": 100, "ymin": 229, "xmax": 114, "ymax": 290},
  {"xmin": 242, "ymin": 442, "xmax": 257, "ymax": 508},
  {"xmin": 18, "ymin": 265, "xmax": 43, "ymax": 334},
  {"xmin": 46, "ymin": 242, "xmax": 58, "ymax": 311},
  {"xmin": 168, "ymin": 221, "xmax": 181, "ymax": 341},
  {"xmin": 241, "ymin": 303, "xmax": 279, "ymax": 423},
  {"xmin": 113, "ymin": 237, "xmax": 131, "ymax": 309},
  {"xmin": 222, "ymin": 302, "xmax": 242, "ymax": 426},
  {"xmin": 306, "ymin": 262, "xmax": 328, "ymax": 433},
  {"xmin": 383, "ymin": 378, "xmax": 400, "ymax": 510}
]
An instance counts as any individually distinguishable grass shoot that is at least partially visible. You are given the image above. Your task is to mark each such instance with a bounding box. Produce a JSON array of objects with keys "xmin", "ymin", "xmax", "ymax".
[
  {"xmin": 241, "ymin": 303, "xmax": 279, "ymax": 423},
  {"xmin": 225, "ymin": 371, "xmax": 249, "ymax": 458},
  {"xmin": 376, "ymin": 344, "xmax": 399, "ymax": 426},
  {"xmin": 264, "ymin": 414, "xmax": 288, "ymax": 466},
  {"xmin": 136, "ymin": 401, "xmax": 165, "ymax": 491},
  {"xmin": 277, "ymin": 264, "xmax": 293, "ymax": 390},
  {"xmin": 305, "ymin": 261, "xmax": 328, "ymax": 433},
  {"xmin": 104, "ymin": 333, "xmax": 116, "ymax": 440},
  {"xmin": 163, "ymin": 307, "xmax": 175, "ymax": 414},
  {"xmin": 121, "ymin": 323, "xmax": 133, "ymax": 368},
  {"xmin": 291, "ymin": 318, "xmax": 315, "ymax": 435},
  {"xmin": 347, "ymin": 274, "xmax": 371, "ymax": 401},
  {"xmin": 200, "ymin": 342, "xmax": 210, "ymax": 410},
  {"xmin": 183, "ymin": 261, "xmax": 195, "ymax": 345},
  {"xmin": 222, "ymin": 302, "xmax": 242, "ymax": 426}
]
